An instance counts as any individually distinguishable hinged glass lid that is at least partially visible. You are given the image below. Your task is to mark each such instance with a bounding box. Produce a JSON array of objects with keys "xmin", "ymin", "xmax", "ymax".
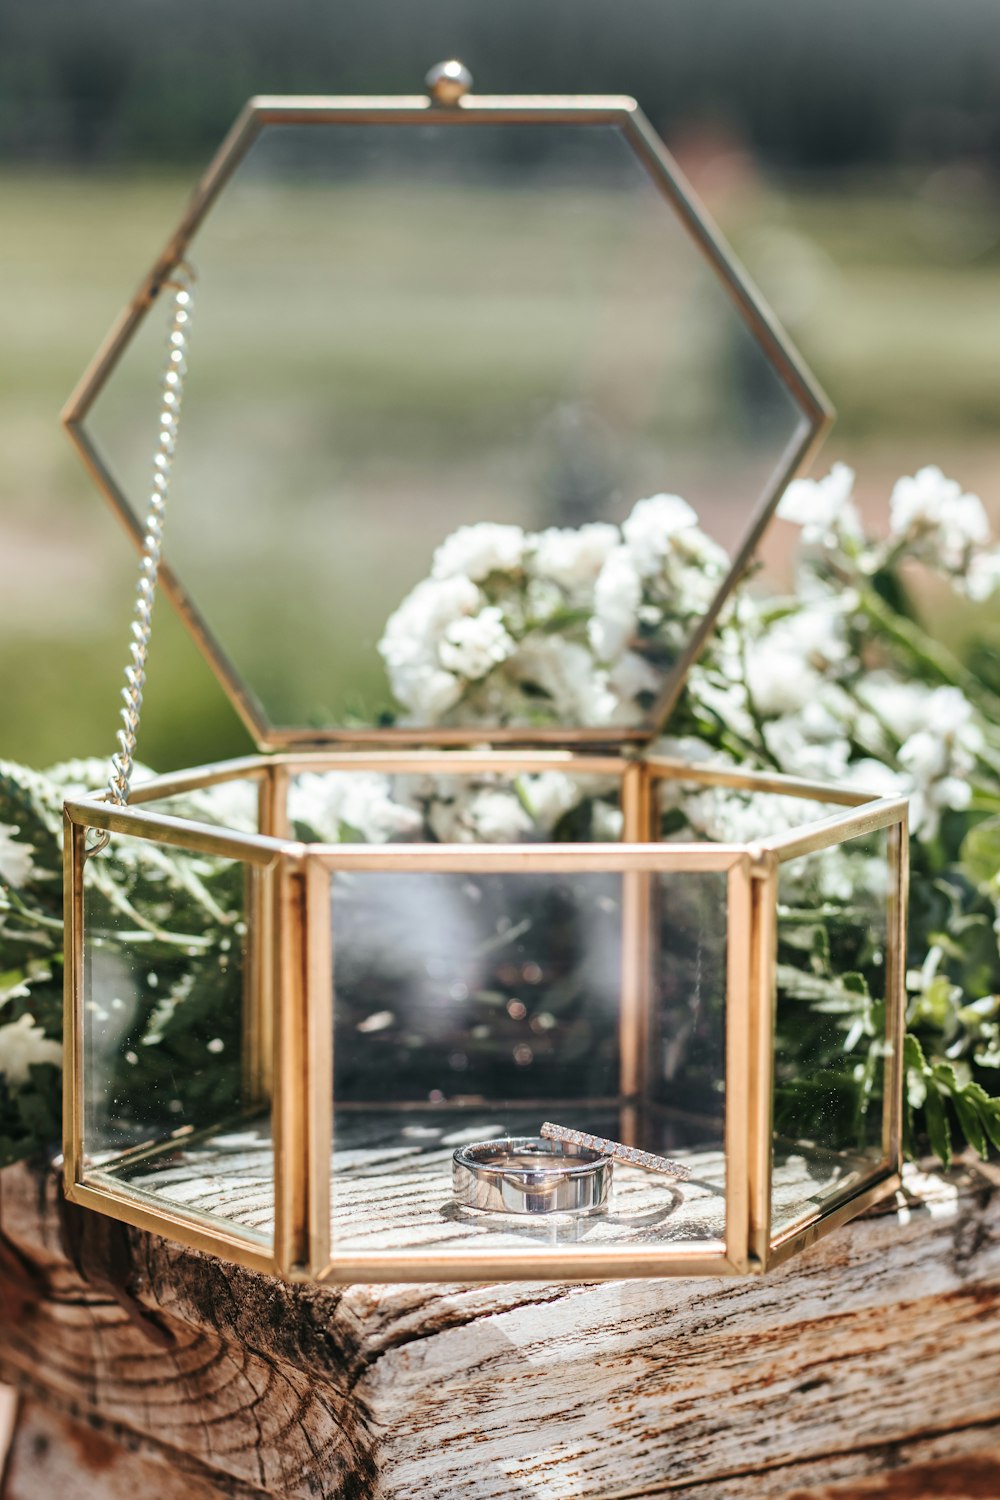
[{"xmin": 65, "ymin": 65, "xmax": 831, "ymax": 750}]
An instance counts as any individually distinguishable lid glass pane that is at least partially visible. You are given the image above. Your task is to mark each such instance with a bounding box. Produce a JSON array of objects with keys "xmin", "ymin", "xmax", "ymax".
[{"xmin": 79, "ymin": 112, "xmax": 818, "ymax": 744}]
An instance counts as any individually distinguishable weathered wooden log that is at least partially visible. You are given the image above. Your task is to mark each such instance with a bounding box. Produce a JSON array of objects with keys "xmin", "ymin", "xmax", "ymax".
[{"xmin": 1, "ymin": 1157, "xmax": 999, "ymax": 1499}]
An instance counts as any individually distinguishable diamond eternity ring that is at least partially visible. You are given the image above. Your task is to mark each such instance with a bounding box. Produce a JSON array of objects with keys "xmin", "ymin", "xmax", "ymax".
[{"xmin": 540, "ymin": 1122, "xmax": 691, "ymax": 1181}]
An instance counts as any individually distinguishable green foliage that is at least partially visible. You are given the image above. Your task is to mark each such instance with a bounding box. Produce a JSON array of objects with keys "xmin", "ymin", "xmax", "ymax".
[
  {"xmin": 6, "ymin": 460, "xmax": 1000, "ymax": 1173},
  {"xmin": 0, "ymin": 758, "xmax": 247, "ymax": 1167},
  {"xmin": 904, "ymin": 1032, "xmax": 1000, "ymax": 1167}
]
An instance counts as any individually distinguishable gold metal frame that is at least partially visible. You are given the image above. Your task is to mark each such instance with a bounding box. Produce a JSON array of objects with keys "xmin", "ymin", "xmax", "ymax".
[
  {"xmin": 63, "ymin": 752, "xmax": 906, "ymax": 1283},
  {"xmin": 61, "ymin": 87, "xmax": 832, "ymax": 752}
]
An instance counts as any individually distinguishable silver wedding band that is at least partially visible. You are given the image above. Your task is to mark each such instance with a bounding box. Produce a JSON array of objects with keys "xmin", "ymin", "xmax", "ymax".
[{"xmin": 452, "ymin": 1136, "xmax": 612, "ymax": 1215}]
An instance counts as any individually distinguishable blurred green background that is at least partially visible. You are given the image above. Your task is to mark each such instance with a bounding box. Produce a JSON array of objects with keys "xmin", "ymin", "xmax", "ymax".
[{"xmin": 2, "ymin": 0, "xmax": 1000, "ymax": 770}]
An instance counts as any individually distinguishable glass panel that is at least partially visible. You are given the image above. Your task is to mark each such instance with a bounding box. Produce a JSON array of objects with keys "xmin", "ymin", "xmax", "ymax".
[
  {"xmin": 329, "ymin": 866, "xmax": 728, "ymax": 1257},
  {"xmin": 80, "ymin": 830, "xmax": 269, "ymax": 1247},
  {"xmin": 647, "ymin": 869, "xmax": 728, "ymax": 1163},
  {"xmin": 136, "ymin": 775, "xmax": 261, "ymax": 832},
  {"xmin": 81, "ymin": 117, "xmax": 809, "ymax": 738},
  {"xmin": 288, "ymin": 765, "xmax": 624, "ymax": 844},
  {"xmin": 657, "ymin": 774, "xmax": 845, "ymax": 844},
  {"xmin": 771, "ymin": 826, "xmax": 893, "ymax": 1240}
]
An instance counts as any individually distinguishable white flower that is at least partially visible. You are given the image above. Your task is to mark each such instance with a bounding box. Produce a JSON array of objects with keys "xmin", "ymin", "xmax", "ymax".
[
  {"xmin": 777, "ymin": 462, "xmax": 862, "ymax": 545},
  {"xmin": 183, "ymin": 780, "xmax": 259, "ymax": 833},
  {"xmin": 898, "ymin": 686, "xmax": 981, "ymax": 839},
  {"xmin": 419, "ymin": 670, "xmax": 466, "ymax": 719},
  {"xmin": 432, "ymin": 523, "xmax": 525, "ymax": 582},
  {"xmin": 654, "ymin": 735, "xmax": 735, "ymax": 767},
  {"xmin": 429, "ymin": 787, "xmax": 533, "ymax": 844},
  {"xmin": 966, "ymin": 549, "xmax": 1000, "ymax": 602},
  {"xmin": 0, "ymin": 1014, "xmax": 61, "ymax": 1087},
  {"xmin": 589, "ymin": 546, "xmax": 642, "ymax": 660},
  {"xmin": 44, "ymin": 758, "xmax": 121, "ymax": 795},
  {"xmin": 466, "ymin": 790, "xmax": 534, "ymax": 842},
  {"xmin": 511, "ymin": 636, "xmax": 617, "ymax": 725},
  {"xmin": 746, "ymin": 645, "xmax": 820, "ymax": 718},
  {"xmin": 592, "ymin": 802, "xmax": 625, "ymax": 841},
  {"xmin": 854, "ymin": 676, "xmax": 936, "ymax": 746},
  {"xmin": 889, "ymin": 466, "xmax": 989, "ymax": 570},
  {"xmin": 843, "ymin": 759, "xmax": 910, "ymax": 799},
  {"xmin": 764, "ymin": 715, "xmax": 852, "ymax": 782},
  {"xmin": 0, "ymin": 824, "xmax": 36, "ymax": 888},
  {"xmin": 379, "ymin": 573, "xmax": 481, "ymax": 719},
  {"xmin": 517, "ymin": 772, "xmax": 583, "ymax": 831},
  {"xmin": 608, "ymin": 651, "xmax": 661, "ymax": 702},
  {"xmin": 289, "ymin": 772, "xmax": 422, "ymax": 844},
  {"xmin": 439, "ymin": 607, "xmax": 515, "ymax": 680},
  {"xmin": 523, "ymin": 577, "xmax": 563, "ymax": 623},
  {"xmin": 668, "ymin": 522, "xmax": 730, "ymax": 585},
  {"xmin": 687, "ymin": 671, "xmax": 756, "ymax": 742},
  {"xmin": 745, "ymin": 602, "xmax": 853, "ymax": 718},
  {"xmin": 622, "ymin": 494, "xmax": 700, "ymax": 578},
  {"xmin": 530, "ymin": 523, "xmax": 619, "ymax": 594},
  {"xmin": 665, "ymin": 785, "xmax": 806, "ymax": 844},
  {"xmin": 380, "ymin": 574, "xmax": 481, "ymax": 666}
]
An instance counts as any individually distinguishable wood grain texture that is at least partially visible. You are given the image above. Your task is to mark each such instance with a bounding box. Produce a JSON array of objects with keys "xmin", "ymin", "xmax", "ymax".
[
  {"xmin": 1, "ymin": 1159, "xmax": 999, "ymax": 1499},
  {"xmin": 2, "ymin": 1396, "xmax": 252, "ymax": 1500}
]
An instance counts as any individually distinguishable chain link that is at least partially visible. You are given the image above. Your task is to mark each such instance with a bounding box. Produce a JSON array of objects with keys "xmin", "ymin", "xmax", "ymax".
[{"xmin": 87, "ymin": 264, "xmax": 196, "ymax": 856}]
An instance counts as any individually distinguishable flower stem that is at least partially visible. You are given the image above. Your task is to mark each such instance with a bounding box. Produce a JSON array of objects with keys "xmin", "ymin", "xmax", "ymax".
[{"xmin": 862, "ymin": 589, "xmax": 1000, "ymax": 721}]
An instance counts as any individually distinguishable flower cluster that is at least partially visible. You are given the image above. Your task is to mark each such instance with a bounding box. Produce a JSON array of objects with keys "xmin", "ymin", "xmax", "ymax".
[
  {"xmin": 5, "ymin": 463, "xmax": 1000, "ymax": 1172},
  {"xmin": 289, "ymin": 765, "xmax": 622, "ymax": 847},
  {"xmin": 370, "ymin": 461, "xmax": 1000, "ymax": 1165},
  {"xmin": 378, "ymin": 495, "xmax": 729, "ymax": 731},
  {"xmin": 0, "ymin": 823, "xmax": 37, "ymax": 889},
  {"xmin": 631, "ymin": 464, "xmax": 1000, "ymax": 850}
]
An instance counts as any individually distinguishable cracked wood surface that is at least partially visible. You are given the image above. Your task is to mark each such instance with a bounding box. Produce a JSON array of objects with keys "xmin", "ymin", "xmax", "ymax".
[{"xmin": 0, "ymin": 1160, "xmax": 999, "ymax": 1498}]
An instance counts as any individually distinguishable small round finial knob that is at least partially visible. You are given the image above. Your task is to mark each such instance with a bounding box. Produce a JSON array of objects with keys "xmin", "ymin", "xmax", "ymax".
[{"xmin": 426, "ymin": 59, "xmax": 473, "ymax": 105}]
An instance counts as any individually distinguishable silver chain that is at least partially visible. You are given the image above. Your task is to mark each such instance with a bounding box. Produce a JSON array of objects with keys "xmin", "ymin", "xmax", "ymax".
[{"xmin": 87, "ymin": 264, "xmax": 196, "ymax": 855}]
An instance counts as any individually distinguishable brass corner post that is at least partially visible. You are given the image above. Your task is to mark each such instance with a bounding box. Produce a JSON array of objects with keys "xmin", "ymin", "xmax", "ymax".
[
  {"xmin": 62, "ymin": 812, "xmax": 86, "ymax": 1192},
  {"xmin": 305, "ymin": 857, "xmax": 333, "ymax": 1273},
  {"xmin": 272, "ymin": 851, "xmax": 332, "ymax": 1280},
  {"xmin": 747, "ymin": 849, "xmax": 778, "ymax": 1269},
  {"xmin": 884, "ymin": 813, "xmax": 910, "ymax": 1174},
  {"xmin": 619, "ymin": 761, "xmax": 655, "ymax": 1144},
  {"xmin": 272, "ymin": 859, "xmax": 310, "ymax": 1277},
  {"xmin": 723, "ymin": 851, "xmax": 756, "ymax": 1272}
]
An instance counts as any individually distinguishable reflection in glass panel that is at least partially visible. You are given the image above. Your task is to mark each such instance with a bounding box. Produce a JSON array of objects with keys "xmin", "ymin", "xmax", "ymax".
[
  {"xmin": 771, "ymin": 827, "xmax": 892, "ymax": 1239},
  {"xmin": 287, "ymin": 765, "xmax": 624, "ymax": 844},
  {"xmin": 329, "ymin": 868, "xmax": 728, "ymax": 1255},
  {"xmin": 658, "ymin": 776, "xmax": 844, "ymax": 845},
  {"xmin": 137, "ymin": 775, "xmax": 261, "ymax": 832},
  {"xmin": 81, "ymin": 118, "xmax": 809, "ymax": 735},
  {"xmin": 648, "ymin": 870, "xmax": 728, "ymax": 1144},
  {"xmin": 81, "ymin": 832, "xmax": 270, "ymax": 1247}
]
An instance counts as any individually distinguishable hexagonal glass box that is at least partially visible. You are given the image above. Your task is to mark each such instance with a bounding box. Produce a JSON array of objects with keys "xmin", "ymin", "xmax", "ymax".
[{"xmin": 62, "ymin": 76, "xmax": 907, "ymax": 1282}]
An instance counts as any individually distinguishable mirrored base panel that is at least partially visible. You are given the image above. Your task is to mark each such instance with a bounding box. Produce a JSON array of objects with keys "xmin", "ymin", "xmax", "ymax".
[{"xmin": 85, "ymin": 1108, "xmax": 883, "ymax": 1260}]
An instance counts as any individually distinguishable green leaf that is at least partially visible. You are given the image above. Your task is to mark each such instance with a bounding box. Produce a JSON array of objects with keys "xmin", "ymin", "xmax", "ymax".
[
  {"xmin": 904, "ymin": 1032, "xmax": 929, "ymax": 1074},
  {"xmin": 533, "ymin": 607, "xmax": 592, "ymax": 635},
  {"xmin": 924, "ymin": 1085, "xmax": 952, "ymax": 1168},
  {"xmin": 959, "ymin": 815, "xmax": 1000, "ymax": 890},
  {"xmin": 952, "ymin": 1091, "xmax": 989, "ymax": 1159},
  {"xmin": 961, "ymin": 1081, "xmax": 1000, "ymax": 1152},
  {"xmin": 869, "ymin": 564, "xmax": 918, "ymax": 621}
]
